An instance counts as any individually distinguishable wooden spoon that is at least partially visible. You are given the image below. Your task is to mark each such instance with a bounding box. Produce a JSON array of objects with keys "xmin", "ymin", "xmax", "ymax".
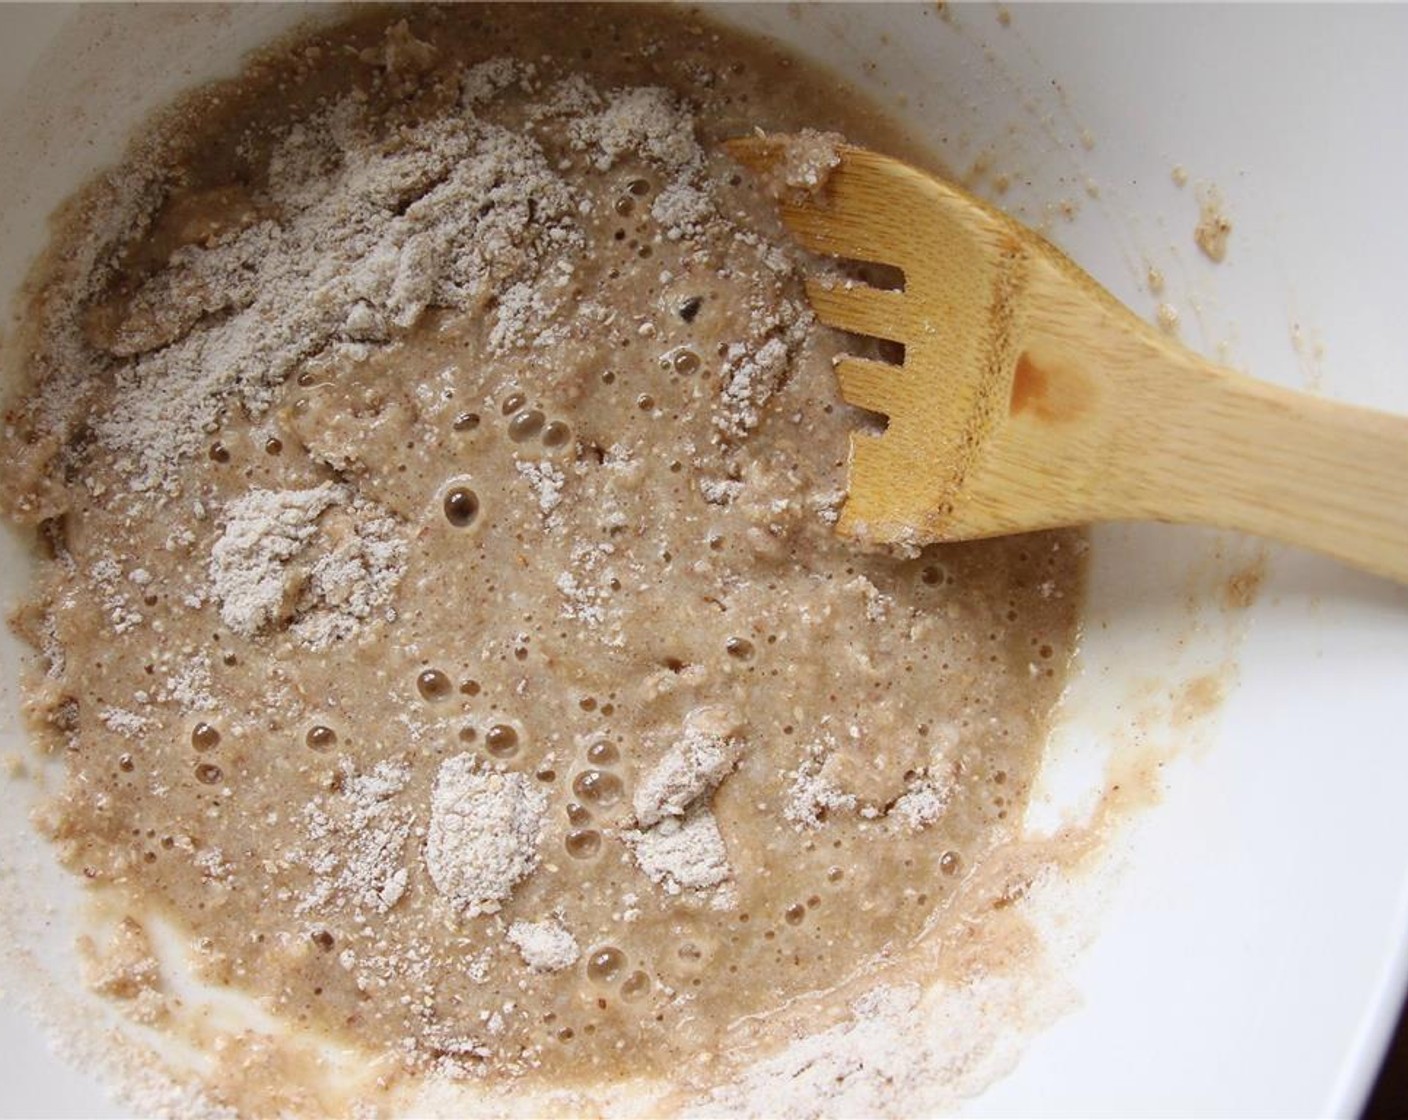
[{"xmin": 726, "ymin": 137, "xmax": 1408, "ymax": 584}]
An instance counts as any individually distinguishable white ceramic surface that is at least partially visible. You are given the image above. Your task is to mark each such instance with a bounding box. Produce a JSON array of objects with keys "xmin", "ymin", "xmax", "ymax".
[{"xmin": 2, "ymin": 4, "xmax": 1407, "ymax": 1117}]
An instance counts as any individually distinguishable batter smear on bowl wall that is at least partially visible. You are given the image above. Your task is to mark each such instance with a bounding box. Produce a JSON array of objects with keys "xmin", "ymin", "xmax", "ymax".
[{"xmin": 0, "ymin": 4, "xmax": 1083, "ymax": 1111}]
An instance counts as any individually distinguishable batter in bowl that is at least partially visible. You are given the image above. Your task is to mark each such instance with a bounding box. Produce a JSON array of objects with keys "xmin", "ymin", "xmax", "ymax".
[{"xmin": 0, "ymin": 4, "xmax": 1082, "ymax": 1110}]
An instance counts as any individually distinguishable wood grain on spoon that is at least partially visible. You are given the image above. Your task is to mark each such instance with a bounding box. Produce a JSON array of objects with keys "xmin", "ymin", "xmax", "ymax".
[{"xmin": 726, "ymin": 137, "xmax": 1408, "ymax": 584}]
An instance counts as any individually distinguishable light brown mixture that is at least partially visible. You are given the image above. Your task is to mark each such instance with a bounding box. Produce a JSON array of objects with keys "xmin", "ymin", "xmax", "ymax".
[
  {"xmin": 0, "ymin": 3, "xmax": 1082, "ymax": 1102},
  {"xmin": 1194, "ymin": 184, "xmax": 1232, "ymax": 263}
]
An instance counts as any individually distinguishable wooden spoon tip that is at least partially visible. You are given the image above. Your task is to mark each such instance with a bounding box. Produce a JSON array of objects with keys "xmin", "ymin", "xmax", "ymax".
[{"xmin": 721, "ymin": 134, "xmax": 785, "ymax": 171}]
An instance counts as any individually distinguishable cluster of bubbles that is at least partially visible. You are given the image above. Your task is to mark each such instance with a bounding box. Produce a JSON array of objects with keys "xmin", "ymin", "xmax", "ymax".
[
  {"xmin": 584, "ymin": 943, "xmax": 650, "ymax": 1006},
  {"xmin": 500, "ymin": 391, "xmax": 572, "ymax": 450},
  {"xmin": 206, "ymin": 435, "xmax": 284, "ymax": 464},
  {"xmin": 544, "ymin": 940, "xmax": 651, "ymax": 1046},
  {"xmin": 657, "ymin": 345, "xmax": 702, "ymax": 378},
  {"xmin": 563, "ymin": 737, "xmax": 624, "ymax": 861},
  {"xmin": 442, "ymin": 391, "xmax": 573, "ymax": 530},
  {"xmin": 190, "ymin": 722, "xmax": 223, "ymax": 785},
  {"xmin": 415, "ymin": 668, "xmax": 526, "ymax": 768},
  {"xmin": 181, "ymin": 705, "xmax": 355, "ymax": 788},
  {"xmin": 474, "ymin": 390, "xmax": 572, "ymax": 452},
  {"xmin": 610, "ymin": 177, "xmax": 658, "ymax": 262}
]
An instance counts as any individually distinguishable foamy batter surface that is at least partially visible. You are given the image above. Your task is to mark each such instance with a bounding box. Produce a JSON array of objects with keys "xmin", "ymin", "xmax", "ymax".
[{"xmin": 0, "ymin": 4, "xmax": 1082, "ymax": 1106}]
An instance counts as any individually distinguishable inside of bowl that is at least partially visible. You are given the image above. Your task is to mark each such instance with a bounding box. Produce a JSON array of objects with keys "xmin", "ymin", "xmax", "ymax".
[{"xmin": 2, "ymin": 4, "xmax": 1407, "ymax": 1117}]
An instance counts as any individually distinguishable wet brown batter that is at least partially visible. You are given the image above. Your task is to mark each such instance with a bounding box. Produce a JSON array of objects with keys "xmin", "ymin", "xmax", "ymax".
[{"xmin": 0, "ymin": 3, "xmax": 1083, "ymax": 1100}]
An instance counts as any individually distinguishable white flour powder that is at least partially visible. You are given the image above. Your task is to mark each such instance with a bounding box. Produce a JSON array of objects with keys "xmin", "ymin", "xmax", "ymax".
[
  {"xmin": 505, "ymin": 919, "xmax": 580, "ymax": 973},
  {"xmin": 426, "ymin": 756, "xmax": 548, "ymax": 917}
]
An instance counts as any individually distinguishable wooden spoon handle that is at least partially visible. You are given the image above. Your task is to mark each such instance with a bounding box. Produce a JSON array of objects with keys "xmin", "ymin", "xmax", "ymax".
[
  {"xmin": 1110, "ymin": 360, "xmax": 1408, "ymax": 583},
  {"xmin": 948, "ymin": 244, "xmax": 1408, "ymax": 584},
  {"xmin": 916, "ymin": 280, "xmax": 1408, "ymax": 585}
]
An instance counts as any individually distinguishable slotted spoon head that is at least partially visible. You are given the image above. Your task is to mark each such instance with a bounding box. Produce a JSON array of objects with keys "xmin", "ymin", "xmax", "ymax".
[
  {"xmin": 726, "ymin": 137, "xmax": 1047, "ymax": 547},
  {"xmin": 725, "ymin": 137, "xmax": 1408, "ymax": 584},
  {"xmin": 725, "ymin": 135, "xmax": 1178, "ymax": 551}
]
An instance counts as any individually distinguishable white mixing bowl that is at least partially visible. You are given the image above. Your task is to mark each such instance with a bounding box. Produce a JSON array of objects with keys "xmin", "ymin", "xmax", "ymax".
[{"xmin": 2, "ymin": 5, "xmax": 1407, "ymax": 1116}]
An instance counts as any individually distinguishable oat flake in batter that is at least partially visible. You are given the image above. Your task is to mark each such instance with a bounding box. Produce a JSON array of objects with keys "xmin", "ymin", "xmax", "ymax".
[{"xmin": 0, "ymin": 3, "xmax": 1083, "ymax": 1105}]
